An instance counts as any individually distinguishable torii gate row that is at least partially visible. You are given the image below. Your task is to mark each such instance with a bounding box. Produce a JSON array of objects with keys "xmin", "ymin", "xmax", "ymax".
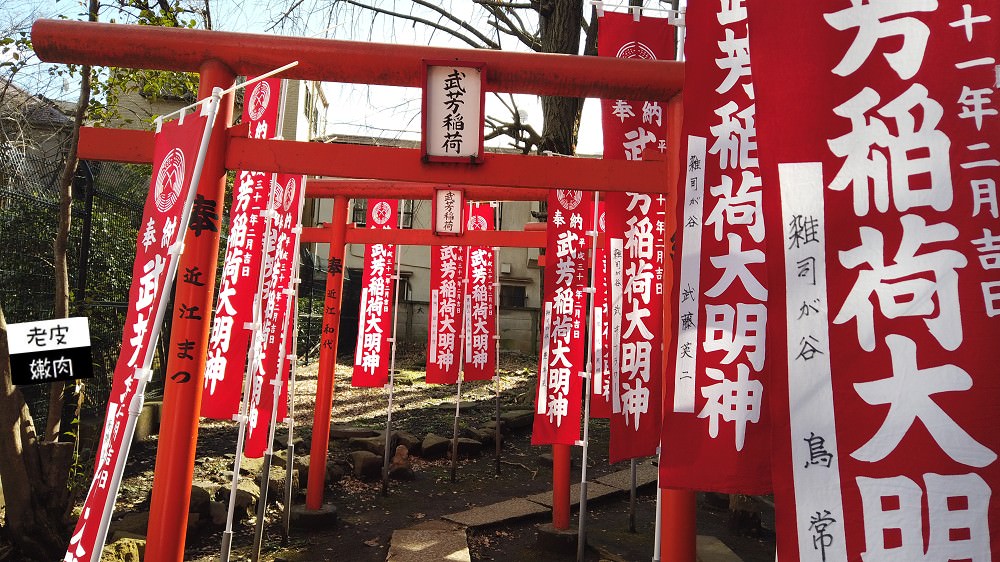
[{"xmin": 31, "ymin": 18, "xmax": 693, "ymax": 562}]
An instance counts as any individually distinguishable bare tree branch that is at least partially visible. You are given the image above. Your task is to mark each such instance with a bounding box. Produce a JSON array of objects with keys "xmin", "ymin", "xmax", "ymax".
[
  {"xmin": 266, "ymin": 0, "xmax": 308, "ymax": 32},
  {"xmin": 408, "ymin": 0, "xmax": 501, "ymax": 48},
  {"xmin": 341, "ymin": 0, "xmax": 492, "ymax": 49},
  {"xmin": 476, "ymin": 1, "xmax": 541, "ymax": 51}
]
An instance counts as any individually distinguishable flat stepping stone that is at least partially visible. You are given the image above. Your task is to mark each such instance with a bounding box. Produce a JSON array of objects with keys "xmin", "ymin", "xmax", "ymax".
[
  {"xmin": 595, "ymin": 461, "xmax": 659, "ymax": 491},
  {"xmin": 442, "ymin": 498, "xmax": 548, "ymax": 527},
  {"xmin": 525, "ymin": 481, "xmax": 618, "ymax": 508},
  {"xmin": 697, "ymin": 535, "xmax": 743, "ymax": 562},
  {"xmin": 386, "ymin": 529, "xmax": 471, "ymax": 562},
  {"xmin": 330, "ymin": 425, "xmax": 378, "ymax": 439}
]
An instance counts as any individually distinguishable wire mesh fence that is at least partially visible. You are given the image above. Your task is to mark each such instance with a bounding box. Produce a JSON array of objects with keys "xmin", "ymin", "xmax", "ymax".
[{"xmin": 0, "ymin": 152, "xmax": 155, "ymax": 424}]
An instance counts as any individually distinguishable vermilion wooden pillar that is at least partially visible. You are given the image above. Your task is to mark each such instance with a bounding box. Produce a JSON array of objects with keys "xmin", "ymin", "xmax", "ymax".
[
  {"xmin": 306, "ymin": 195, "xmax": 349, "ymax": 509},
  {"xmin": 552, "ymin": 444, "xmax": 572, "ymax": 529},
  {"xmin": 145, "ymin": 59, "xmax": 235, "ymax": 562}
]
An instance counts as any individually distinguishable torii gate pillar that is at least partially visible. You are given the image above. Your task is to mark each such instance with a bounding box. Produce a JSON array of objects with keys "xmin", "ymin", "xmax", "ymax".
[{"xmin": 146, "ymin": 59, "xmax": 235, "ymax": 562}]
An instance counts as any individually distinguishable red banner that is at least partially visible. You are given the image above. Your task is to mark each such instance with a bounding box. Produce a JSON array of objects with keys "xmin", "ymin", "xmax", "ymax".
[
  {"xmin": 464, "ymin": 203, "xmax": 497, "ymax": 381},
  {"xmin": 590, "ymin": 201, "xmax": 612, "ymax": 418},
  {"xmin": 599, "ymin": 12, "xmax": 672, "ymax": 463},
  {"xmin": 202, "ymin": 76, "xmax": 283, "ymax": 419},
  {"xmin": 532, "ymin": 190, "xmax": 590, "ymax": 446},
  {"xmin": 245, "ymin": 173, "xmax": 304, "ymax": 458},
  {"xmin": 749, "ymin": 2, "xmax": 1000, "ymax": 559},
  {"xmin": 598, "ymin": 11, "xmax": 675, "ymax": 161},
  {"xmin": 352, "ymin": 199, "xmax": 399, "ymax": 387},
  {"xmin": 66, "ymin": 112, "xmax": 210, "ymax": 562},
  {"xmin": 427, "ymin": 241, "xmax": 466, "ymax": 384},
  {"xmin": 658, "ymin": 1, "xmax": 772, "ymax": 492}
]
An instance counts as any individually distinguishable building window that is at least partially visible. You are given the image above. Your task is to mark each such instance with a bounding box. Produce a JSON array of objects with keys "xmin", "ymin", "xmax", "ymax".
[
  {"xmin": 500, "ymin": 285, "xmax": 527, "ymax": 308},
  {"xmin": 399, "ymin": 199, "xmax": 415, "ymax": 229},
  {"xmin": 352, "ymin": 199, "xmax": 367, "ymax": 226}
]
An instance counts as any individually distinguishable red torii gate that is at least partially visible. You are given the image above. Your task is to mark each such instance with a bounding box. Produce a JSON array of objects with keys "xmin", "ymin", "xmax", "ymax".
[{"xmin": 31, "ymin": 18, "xmax": 691, "ymax": 562}]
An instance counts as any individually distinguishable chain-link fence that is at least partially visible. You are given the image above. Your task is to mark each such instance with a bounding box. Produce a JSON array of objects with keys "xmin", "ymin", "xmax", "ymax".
[{"xmin": 0, "ymin": 150, "xmax": 156, "ymax": 424}]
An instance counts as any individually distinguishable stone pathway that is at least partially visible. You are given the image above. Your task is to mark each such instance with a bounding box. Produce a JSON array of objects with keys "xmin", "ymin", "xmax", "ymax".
[{"xmin": 385, "ymin": 461, "xmax": 744, "ymax": 561}]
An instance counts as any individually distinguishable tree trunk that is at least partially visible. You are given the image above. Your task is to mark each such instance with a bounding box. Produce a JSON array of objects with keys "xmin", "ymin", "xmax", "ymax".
[
  {"xmin": 0, "ymin": 306, "xmax": 68, "ymax": 560},
  {"xmin": 45, "ymin": 0, "xmax": 97, "ymax": 443},
  {"xmin": 537, "ymin": 0, "xmax": 585, "ymax": 155}
]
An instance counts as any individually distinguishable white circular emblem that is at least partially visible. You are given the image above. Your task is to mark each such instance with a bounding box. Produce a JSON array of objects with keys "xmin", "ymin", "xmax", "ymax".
[
  {"xmin": 269, "ymin": 177, "xmax": 283, "ymax": 210},
  {"xmin": 616, "ymin": 40, "xmax": 656, "ymax": 60},
  {"xmin": 370, "ymin": 201, "xmax": 392, "ymax": 226},
  {"xmin": 468, "ymin": 215, "xmax": 488, "ymax": 231},
  {"xmin": 154, "ymin": 148, "xmax": 186, "ymax": 213},
  {"xmin": 247, "ymin": 81, "xmax": 271, "ymax": 122},
  {"xmin": 282, "ymin": 178, "xmax": 296, "ymax": 211},
  {"xmin": 556, "ymin": 189, "xmax": 583, "ymax": 211},
  {"xmin": 599, "ymin": 211, "xmax": 606, "ymax": 233}
]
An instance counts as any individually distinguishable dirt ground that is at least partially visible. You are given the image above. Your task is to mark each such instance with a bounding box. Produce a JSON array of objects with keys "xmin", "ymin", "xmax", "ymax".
[{"xmin": 111, "ymin": 349, "xmax": 776, "ymax": 562}]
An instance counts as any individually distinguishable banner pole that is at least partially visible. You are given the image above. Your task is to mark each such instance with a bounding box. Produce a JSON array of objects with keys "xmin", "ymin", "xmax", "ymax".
[
  {"xmin": 576, "ymin": 191, "xmax": 601, "ymax": 562},
  {"xmin": 492, "ymin": 224, "xmax": 502, "ymax": 476},
  {"xmin": 250, "ymin": 176, "xmax": 306, "ymax": 562},
  {"xmin": 220, "ymin": 204, "xmax": 276, "ymax": 562},
  {"xmin": 450, "ymin": 373, "xmax": 463, "ymax": 483},
  {"xmin": 629, "ymin": 458, "xmax": 638, "ymax": 533},
  {"xmin": 451, "ymin": 222, "xmax": 472, "ymax": 483},
  {"xmin": 652, "ymin": 483, "xmax": 663, "ymax": 562},
  {"xmin": 281, "ymin": 311, "xmax": 300, "ymax": 543},
  {"xmin": 381, "ymin": 245, "xmax": 404, "ymax": 496},
  {"xmin": 87, "ymin": 91, "xmax": 221, "ymax": 562}
]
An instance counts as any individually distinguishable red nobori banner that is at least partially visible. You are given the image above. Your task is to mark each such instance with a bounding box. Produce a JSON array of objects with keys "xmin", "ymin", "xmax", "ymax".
[
  {"xmin": 464, "ymin": 203, "xmax": 497, "ymax": 381},
  {"xmin": 66, "ymin": 111, "xmax": 211, "ymax": 562},
  {"xmin": 427, "ymin": 242, "xmax": 466, "ymax": 384},
  {"xmin": 277, "ymin": 293, "xmax": 296, "ymax": 422},
  {"xmin": 591, "ymin": 201, "xmax": 612, "ymax": 419},
  {"xmin": 532, "ymin": 190, "xmax": 590, "ymax": 446},
  {"xmin": 202, "ymin": 76, "xmax": 283, "ymax": 420},
  {"xmin": 599, "ymin": 11, "xmax": 672, "ymax": 463},
  {"xmin": 245, "ymin": 173, "xmax": 305, "ymax": 458},
  {"xmin": 748, "ymin": 2, "xmax": 1000, "ymax": 560},
  {"xmin": 598, "ymin": 11, "xmax": 675, "ymax": 162},
  {"xmin": 352, "ymin": 199, "xmax": 399, "ymax": 387},
  {"xmin": 659, "ymin": 0, "xmax": 772, "ymax": 493},
  {"xmin": 590, "ymin": 199, "xmax": 611, "ymax": 418},
  {"xmin": 605, "ymin": 190, "xmax": 666, "ymax": 463}
]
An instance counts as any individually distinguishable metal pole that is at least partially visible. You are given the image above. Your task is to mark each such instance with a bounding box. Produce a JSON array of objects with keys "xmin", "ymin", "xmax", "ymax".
[
  {"xmin": 145, "ymin": 69, "xmax": 233, "ymax": 562},
  {"xmin": 305, "ymin": 197, "xmax": 349, "ymax": 510},
  {"xmin": 251, "ymin": 174, "xmax": 306, "ymax": 562},
  {"xmin": 92, "ymin": 90, "xmax": 221, "ymax": 562},
  {"xmin": 629, "ymin": 459, "xmax": 638, "ymax": 533},
  {"xmin": 492, "ymin": 227, "xmax": 502, "ymax": 476},
  {"xmin": 449, "ymin": 375, "xmax": 463, "ymax": 483},
  {"xmin": 220, "ymin": 205, "xmax": 276, "ymax": 562},
  {"xmin": 381, "ymin": 245, "xmax": 404, "ymax": 496},
  {"xmin": 652, "ymin": 485, "xmax": 663, "ymax": 562},
  {"xmin": 281, "ymin": 308, "xmax": 300, "ymax": 543},
  {"xmin": 576, "ymin": 192, "xmax": 601, "ymax": 562},
  {"xmin": 451, "ymin": 224, "xmax": 471, "ymax": 483}
]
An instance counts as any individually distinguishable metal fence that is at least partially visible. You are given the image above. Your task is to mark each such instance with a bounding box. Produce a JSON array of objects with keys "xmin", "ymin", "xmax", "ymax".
[{"xmin": 0, "ymin": 151, "xmax": 153, "ymax": 424}]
